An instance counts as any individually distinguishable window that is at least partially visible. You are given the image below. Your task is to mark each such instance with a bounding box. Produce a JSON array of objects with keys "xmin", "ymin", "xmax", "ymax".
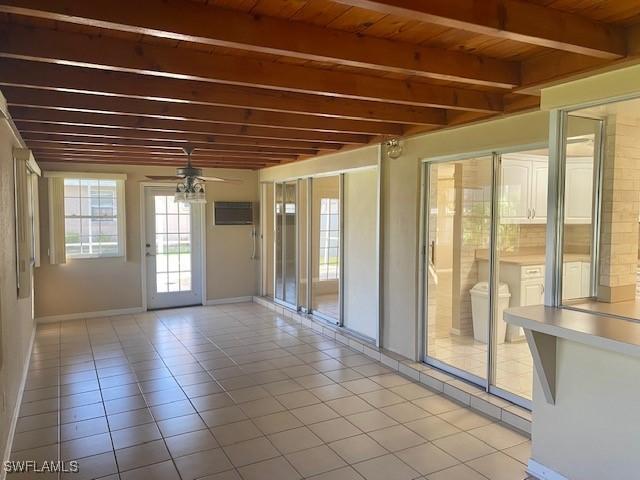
[
  {"xmin": 45, "ymin": 172, "xmax": 126, "ymax": 262},
  {"xmin": 319, "ymin": 197, "xmax": 340, "ymax": 280},
  {"xmin": 63, "ymin": 177, "xmax": 124, "ymax": 258}
]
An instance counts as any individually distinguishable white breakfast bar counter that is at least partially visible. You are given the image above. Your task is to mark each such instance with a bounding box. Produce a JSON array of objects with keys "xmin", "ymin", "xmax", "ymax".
[{"xmin": 505, "ymin": 305, "xmax": 640, "ymax": 480}]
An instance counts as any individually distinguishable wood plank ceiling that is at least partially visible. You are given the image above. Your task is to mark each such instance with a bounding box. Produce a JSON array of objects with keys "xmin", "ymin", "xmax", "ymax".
[{"xmin": 0, "ymin": 0, "xmax": 639, "ymax": 169}]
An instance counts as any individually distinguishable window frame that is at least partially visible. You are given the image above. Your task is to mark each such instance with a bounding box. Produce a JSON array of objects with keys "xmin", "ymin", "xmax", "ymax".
[{"xmin": 45, "ymin": 172, "xmax": 127, "ymax": 260}]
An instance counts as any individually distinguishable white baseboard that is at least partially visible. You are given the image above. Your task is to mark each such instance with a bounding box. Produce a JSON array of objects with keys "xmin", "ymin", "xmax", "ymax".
[
  {"xmin": 528, "ymin": 459, "xmax": 569, "ymax": 480},
  {"xmin": 205, "ymin": 296, "xmax": 253, "ymax": 306},
  {"xmin": 1, "ymin": 328, "xmax": 35, "ymax": 480},
  {"xmin": 35, "ymin": 306, "xmax": 145, "ymax": 323}
]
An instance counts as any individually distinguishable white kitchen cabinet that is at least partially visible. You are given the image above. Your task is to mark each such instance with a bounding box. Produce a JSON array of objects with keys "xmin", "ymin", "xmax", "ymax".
[
  {"xmin": 500, "ymin": 156, "xmax": 592, "ymax": 224},
  {"xmin": 501, "ymin": 155, "xmax": 546, "ymax": 224},
  {"xmin": 531, "ymin": 160, "xmax": 548, "ymax": 224},
  {"xmin": 563, "ymin": 261, "xmax": 582, "ymax": 300},
  {"xmin": 500, "ymin": 159, "xmax": 531, "ymax": 224},
  {"xmin": 522, "ymin": 279, "xmax": 545, "ymax": 306},
  {"xmin": 581, "ymin": 261, "xmax": 591, "ymax": 297},
  {"xmin": 565, "ymin": 159, "xmax": 594, "ymax": 224}
]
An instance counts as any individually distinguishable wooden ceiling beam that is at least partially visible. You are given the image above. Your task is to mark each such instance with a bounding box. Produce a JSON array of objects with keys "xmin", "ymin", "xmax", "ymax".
[
  {"xmin": 22, "ymin": 133, "xmax": 304, "ymax": 160},
  {"xmin": 2, "ymin": 87, "xmax": 383, "ymax": 141},
  {"xmin": 332, "ymin": 0, "xmax": 626, "ymax": 59},
  {"xmin": 8, "ymin": 104, "xmax": 382, "ymax": 142},
  {"xmin": 32, "ymin": 151, "xmax": 277, "ymax": 164},
  {"xmin": 35, "ymin": 156, "xmax": 265, "ymax": 169},
  {"xmin": 13, "ymin": 119, "xmax": 342, "ymax": 151},
  {"xmin": 0, "ymin": 59, "xmax": 436, "ymax": 128},
  {"xmin": 0, "ymin": 24, "xmax": 502, "ymax": 112},
  {"xmin": 30, "ymin": 145, "xmax": 278, "ymax": 163},
  {"xmin": 0, "ymin": 0, "xmax": 519, "ymax": 89}
]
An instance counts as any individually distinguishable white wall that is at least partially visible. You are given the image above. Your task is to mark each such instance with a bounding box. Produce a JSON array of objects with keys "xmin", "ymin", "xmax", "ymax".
[
  {"xmin": 531, "ymin": 340, "xmax": 640, "ymax": 480},
  {"xmin": 0, "ymin": 110, "xmax": 35, "ymax": 467},
  {"xmin": 343, "ymin": 168, "xmax": 379, "ymax": 339}
]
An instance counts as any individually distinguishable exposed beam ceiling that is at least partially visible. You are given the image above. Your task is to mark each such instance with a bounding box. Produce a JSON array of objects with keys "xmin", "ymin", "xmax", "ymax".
[
  {"xmin": 0, "ymin": 0, "xmax": 519, "ymax": 88},
  {"xmin": 0, "ymin": 85, "xmax": 406, "ymax": 136},
  {"xmin": 331, "ymin": 0, "xmax": 626, "ymax": 59},
  {"xmin": 12, "ymin": 121, "xmax": 343, "ymax": 151},
  {"xmin": 0, "ymin": 0, "xmax": 636, "ymax": 171},
  {"xmin": 0, "ymin": 58, "xmax": 435, "ymax": 126},
  {"xmin": 0, "ymin": 23, "xmax": 503, "ymax": 112}
]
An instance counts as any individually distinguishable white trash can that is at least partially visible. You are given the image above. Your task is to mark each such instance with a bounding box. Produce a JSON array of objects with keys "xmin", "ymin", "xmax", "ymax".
[{"xmin": 470, "ymin": 282, "xmax": 511, "ymax": 344}]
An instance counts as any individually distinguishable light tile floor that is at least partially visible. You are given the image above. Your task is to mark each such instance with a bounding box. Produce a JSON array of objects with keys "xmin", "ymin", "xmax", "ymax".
[
  {"xmin": 10, "ymin": 303, "xmax": 532, "ymax": 480},
  {"xmin": 428, "ymin": 336, "xmax": 533, "ymax": 400}
]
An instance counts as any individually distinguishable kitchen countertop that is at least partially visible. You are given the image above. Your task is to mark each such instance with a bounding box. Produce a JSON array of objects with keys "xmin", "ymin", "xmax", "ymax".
[
  {"xmin": 475, "ymin": 251, "xmax": 590, "ymax": 266},
  {"xmin": 505, "ymin": 305, "xmax": 640, "ymax": 357}
]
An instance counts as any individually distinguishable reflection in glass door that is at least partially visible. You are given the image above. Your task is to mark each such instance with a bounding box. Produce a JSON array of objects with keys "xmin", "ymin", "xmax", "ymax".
[
  {"xmin": 424, "ymin": 156, "xmax": 493, "ymax": 384},
  {"xmin": 274, "ymin": 181, "xmax": 298, "ymax": 308}
]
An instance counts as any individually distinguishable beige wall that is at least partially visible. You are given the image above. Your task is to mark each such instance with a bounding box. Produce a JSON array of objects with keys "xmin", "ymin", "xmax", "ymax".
[
  {"xmin": 35, "ymin": 162, "xmax": 259, "ymax": 318},
  {"xmin": 0, "ymin": 119, "xmax": 35, "ymax": 464},
  {"xmin": 343, "ymin": 168, "xmax": 379, "ymax": 339}
]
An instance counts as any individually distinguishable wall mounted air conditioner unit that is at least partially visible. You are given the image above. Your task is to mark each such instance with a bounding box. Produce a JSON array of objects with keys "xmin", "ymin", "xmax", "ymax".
[{"xmin": 213, "ymin": 201, "xmax": 254, "ymax": 225}]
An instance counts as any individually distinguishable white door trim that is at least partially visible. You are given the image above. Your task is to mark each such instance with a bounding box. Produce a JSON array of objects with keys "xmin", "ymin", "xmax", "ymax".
[{"xmin": 139, "ymin": 182, "xmax": 207, "ymax": 311}]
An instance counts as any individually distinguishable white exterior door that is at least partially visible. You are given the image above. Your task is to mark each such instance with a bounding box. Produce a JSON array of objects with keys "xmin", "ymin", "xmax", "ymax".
[{"xmin": 144, "ymin": 187, "xmax": 203, "ymax": 309}]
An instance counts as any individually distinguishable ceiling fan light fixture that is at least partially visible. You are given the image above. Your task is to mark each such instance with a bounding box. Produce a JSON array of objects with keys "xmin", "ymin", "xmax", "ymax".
[
  {"xmin": 175, "ymin": 178, "xmax": 207, "ymax": 205},
  {"xmin": 173, "ymin": 145, "xmax": 208, "ymax": 205}
]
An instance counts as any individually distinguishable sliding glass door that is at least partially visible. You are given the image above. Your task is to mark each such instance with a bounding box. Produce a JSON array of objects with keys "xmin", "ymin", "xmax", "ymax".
[
  {"xmin": 274, "ymin": 181, "xmax": 297, "ymax": 308},
  {"xmin": 422, "ymin": 146, "xmax": 565, "ymax": 407},
  {"xmin": 424, "ymin": 156, "xmax": 493, "ymax": 384},
  {"xmin": 310, "ymin": 175, "xmax": 342, "ymax": 323}
]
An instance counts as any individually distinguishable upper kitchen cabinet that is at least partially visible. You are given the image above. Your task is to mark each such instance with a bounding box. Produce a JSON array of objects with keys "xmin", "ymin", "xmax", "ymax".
[
  {"xmin": 500, "ymin": 158, "xmax": 532, "ymax": 223},
  {"xmin": 500, "ymin": 154, "xmax": 548, "ymax": 224},
  {"xmin": 565, "ymin": 158, "xmax": 595, "ymax": 224},
  {"xmin": 500, "ymin": 154, "xmax": 593, "ymax": 225}
]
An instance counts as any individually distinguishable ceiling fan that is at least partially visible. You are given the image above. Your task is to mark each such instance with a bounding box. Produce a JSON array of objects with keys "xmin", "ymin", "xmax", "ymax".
[{"xmin": 145, "ymin": 146, "xmax": 241, "ymax": 204}]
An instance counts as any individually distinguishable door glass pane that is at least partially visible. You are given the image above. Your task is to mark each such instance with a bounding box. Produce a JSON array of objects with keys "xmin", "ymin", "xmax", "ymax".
[
  {"xmin": 275, "ymin": 183, "xmax": 284, "ymax": 301},
  {"xmin": 425, "ymin": 157, "xmax": 492, "ymax": 381},
  {"xmin": 493, "ymin": 149, "xmax": 546, "ymax": 400},
  {"xmin": 154, "ymin": 195, "xmax": 193, "ymax": 294},
  {"xmin": 284, "ymin": 181, "xmax": 297, "ymax": 305},
  {"xmin": 560, "ymin": 104, "xmax": 640, "ymax": 321},
  {"xmin": 298, "ymin": 179, "xmax": 309, "ymax": 310},
  {"xmin": 312, "ymin": 175, "xmax": 340, "ymax": 320},
  {"xmin": 562, "ymin": 115, "xmax": 599, "ymax": 309}
]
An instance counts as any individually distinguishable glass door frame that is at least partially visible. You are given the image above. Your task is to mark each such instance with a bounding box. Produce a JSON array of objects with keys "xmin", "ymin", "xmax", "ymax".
[
  {"xmin": 547, "ymin": 110, "xmax": 606, "ymax": 311},
  {"xmin": 419, "ymin": 143, "xmax": 550, "ymax": 410},
  {"xmin": 307, "ymin": 174, "xmax": 345, "ymax": 326},
  {"xmin": 273, "ymin": 180, "xmax": 299, "ymax": 310}
]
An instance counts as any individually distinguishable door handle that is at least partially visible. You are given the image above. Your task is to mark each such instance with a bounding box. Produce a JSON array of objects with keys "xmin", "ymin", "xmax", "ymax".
[
  {"xmin": 146, "ymin": 252, "xmax": 156, "ymax": 257},
  {"xmin": 430, "ymin": 240, "xmax": 436, "ymax": 265}
]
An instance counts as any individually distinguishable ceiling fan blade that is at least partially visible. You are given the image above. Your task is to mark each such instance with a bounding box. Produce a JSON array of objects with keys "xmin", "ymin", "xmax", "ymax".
[
  {"xmin": 145, "ymin": 175, "xmax": 182, "ymax": 180},
  {"xmin": 198, "ymin": 176, "xmax": 243, "ymax": 183}
]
